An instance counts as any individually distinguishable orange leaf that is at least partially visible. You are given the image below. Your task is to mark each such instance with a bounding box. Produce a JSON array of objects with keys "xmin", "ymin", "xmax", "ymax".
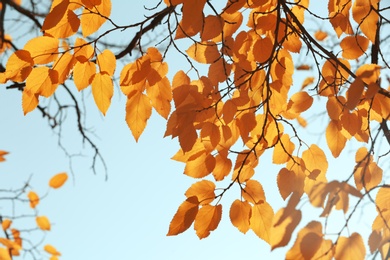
[
  {"xmin": 73, "ymin": 61, "xmax": 96, "ymax": 91},
  {"xmin": 0, "ymin": 248, "xmax": 11, "ymax": 260},
  {"xmin": 44, "ymin": 244, "xmax": 61, "ymax": 256},
  {"xmin": 352, "ymin": 0, "xmax": 379, "ymax": 43},
  {"xmin": 53, "ymin": 52, "xmax": 76, "ymax": 84},
  {"xmin": 167, "ymin": 196, "xmax": 199, "ymax": 236},
  {"xmin": 73, "ymin": 38, "xmax": 94, "ymax": 62},
  {"xmin": 145, "ymin": 77, "xmax": 172, "ymax": 119},
  {"xmin": 250, "ymin": 201, "xmax": 274, "ymax": 244},
  {"xmin": 176, "ymin": 0, "xmax": 206, "ymax": 38},
  {"xmin": 301, "ymin": 77, "xmax": 315, "ymax": 89},
  {"xmin": 270, "ymin": 207, "xmax": 302, "ymax": 250},
  {"xmin": 186, "ymin": 43, "xmax": 220, "ymax": 64},
  {"xmin": 286, "ymin": 221, "xmax": 324, "ymax": 260},
  {"xmin": 185, "ymin": 180, "xmax": 215, "ymax": 205},
  {"xmin": 0, "ymin": 150, "xmax": 8, "ymax": 162},
  {"xmin": 277, "ymin": 167, "xmax": 305, "ymax": 200},
  {"xmin": 25, "ymin": 67, "xmax": 59, "ymax": 97},
  {"xmin": 184, "ymin": 152, "xmax": 215, "ymax": 178},
  {"xmin": 44, "ymin": 3, "xmax": 80, "ymax": 39},
  {"xmin": 36, "ymin": 216, "xmax": 51, "ymax": 231},
  {"xmin": 200, "ymin": 122, "xmax": 220, "ymax": 151},
  {"xmin": 24, "ymin": 36, "xmax": 59, "ymax": 64},
  {"xmin": 242, "ymin": 179, "xmax": 266, "ymax": 204},
  {"xmin": 229, "ymin": 200, "xmax": 251, "ymax": 233},
  {"xmin": 194, "ymin": 204, "xmax": 222, "ymax": 239},
  {"xmin": 326, "ymin": 120, "xmax": 347, "ymax": 157},
  {"xmin": 287, "ymin": 91, "xmax": 313, "ymax": 114},
  {"xmin": 91, "ymin": 72, "xmax": 113, "ymax": 115},
  {"xmin": 42, "ymin": 0, "xmax": 69, "ymax": 31},
  {"xmin": 345, "ymin": 77, "xmax": 365, "ymax": 110},
  {"xmin": 314, "ymin": 30, "xmax": 328, "ymax": 41},
  {"xmin": 334, "ymin": 233, "xmax": 366, "ymax": 260},
  {"xmin": 341, "ymin": 35, "xmax": 369, "ymax": 60},
  {"xmin": 212, "ymin": 152, "xmax": 232, "ymax": 181},
  {"xmin": 252, "ymin": 37, "xmax": 273, "ymax": 63},
  {"xmin": 49, "ymin": 172, "xmax": 68, "ymax": 189},
  {"xmin": 272, "ymin": 134, "xmax": 295, "ymax": 164},
  {"xmin": 22, "ymin": 89, "xmax": 39, "ymax": 115},
  {"xmin": 1, "ymin": 219, "xmax": 11, "ymax": 230},
  {"xmin": 125, "ymin": 91, "xmax": 152, "ymax": 141},
  {"xmin": 97, "ymin": 49, "xmax": 116, "ymax": 76},
  {"xmin": 201, "ymin": 15, "xmax": 223, "ymax": 41},
  {"xmin": 28, "ymin": 191, "xmax": 40, "ymax": 208},
  {"xmin": 80, "ymin": 0, "xmax": 111, "ymax": 37},
  {"xmin": 4, "ymin": 50, "xmax": 33, "ymax": 82}
]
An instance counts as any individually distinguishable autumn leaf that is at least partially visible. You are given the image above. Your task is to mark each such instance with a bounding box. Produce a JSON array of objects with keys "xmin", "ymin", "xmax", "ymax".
[
  {"xmin": 194, "ymin": 204, "xmax": 222, "ymax": 239},
  {"xmin": 44, "ymin": 4, "xmax": 80, "ymax": 39},
  {"xmin": 28, "ymin": 191, "xmax": 40, "ymax": 208},
  {"xmin": 1, "ymin": 219, "xmax": 11, "ymax": 230},
  {"xmin": 326, "ymin": 120, "xmax": 347, "ymax": 157},
  {"xmin": 125, "ymin": 90, "xmax": 152, "ymax": 141},
  {"xmin": 287, "ymin": 91, "xmax": 313, "ymax": 114},
  {"xmin": 185, "ymin": 180, "xmax": 215, "ymax": 205},
  {"xmin": 97, "ymin": 49, "xmax": 116, "ymax": 76},
  {"xmin": 335, "ymin": 233, "xmax": 365, "ymax": 260},
  {"xmin": 24, "ymin": 36, "xmax": 59, "ymax": 64},
  {"xmin": 270, "ymin": 207, "xmax": 301, "ymax": 250},
  {"xmin": 4, "ymin": 50, "xmax": 33, "ymax": 82},
  {"xmin": 145, "ymin": 77, "xmax": 172, "ymax": 119},
  {"xmin": 186, "ymin": 43, "xmax": 220, "ymax": 64},
  {"xmin": 80, "ymin": 0, "xmax": 111, "ymax": 37},
  {"xmin": 73, "ymin": 38, "xmax": 94, "ymax": 62},
  {"xmin": 314, "ymin": 30, "xmax": 328, "ymax": 41},
  {"xmin": 49, "ymin": 172, "xmax": 68, "ymax": 189},
  {"xmin": 36, "ymin": 216, "xmax": 51, "ymax": 231},
  {"xmin": 229, "ymin": 200, "xmax": 251, "ymax": 233},
  {"xmin": 213, "ymin": 153, "xmax": 232, "ymax": 181},
  {"xmin": 25, "ymin": 67, "xmax": 59, "ymax": 97},
  {"xmin": 352, "ymin": 0, "xmax": 379, "ymax": 43},
  {"xmin": 250, "ymin": 201, "xmax": 274, "ymax": 244},
  {"xmin": 167, "ymin": 196, "xmax": 199, "ymax": 236},
  {"xmin": 340, "ymin": 35, "xmax": 369, "ymax": 60},
  {"xmin": 74, "ymin": 61, "xmax": 96, "ymax": 91},
  {"xmin": 0, "ymin": 150, "xmax": 9, "ymax": 162},
  {"xmin": 184, "ymin": 152, "xmax": 216, "ymax": 178},
  {"xmin": 92, "ymin": 72, "xmax": 113, "ymax": 115},
  {"xmin": 44, "ymin": 244, "xmax": 61, "ymax": 256}
]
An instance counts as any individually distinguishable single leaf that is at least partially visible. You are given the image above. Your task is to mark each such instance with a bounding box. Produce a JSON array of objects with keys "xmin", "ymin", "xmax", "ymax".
[
  {"xmin": 97, "ymin": 49, "xmax": 116, "ymax": 76},
  {"xmin": 1, "ymin": 219, "xmax": 11, "ymax": 230},
  {"xmin": 270, "ymin": 207, "xmax": 302, "ymax": 250},
  {"xmin": 4, "ymin": 50, "xmax": 33, "ymax": 82},
  {"xmin": 301, "ymin": 77, "xmax": 315, "ymax": 89},
  {"xmin": 28, "ymin": 191, "xmax": 40, "ymax": 208},
  {"xmin": 125, "ymin": 91, "xmax": 152, "ymax": 141},
  {"xmin": 272, "ymin": 134, "xmax": 295, "ymax": 164},
  {"xmin": 335, "ymin": 233, "xmax": 366, "ymax": 260},
  {"xmin": 242, "ymin": 179, "xmax": 266, "ymax": 204},
  {"xmin": 24, "ymin": 36, "xmax": 59, "ymax": 64},
  {"xmin": 184, "ymin": 152, "xmax": 216, "ymax": 178},
  {"xmin": 42, "ymin": 0, "xmax": 69, "ymax": 31},
  {"xmin": 201, "ymin": 15, "xmax": 223, "ymax": 41},
  {"xmin": 186, "ymin": 43, "xmax": 220, "ymax": 64},
  {"xmin": 277, "ymin": 167, "xmax": 305, "ymax": 200},
  {"xmin": 73, "ymin": 61, "xmax": 96, "ymax": 91},
  {"xmin": 250, "ymin": 201, "xmax": 274, "ymax": 244},
  {"xmin": 345, "ymin": 77, "xmax": 365, "ymax": 110},
  {"xmin": 36, "ymin": 216, "xmax": 51, "ymax": 231},
  {"xmin": 0, "ymin": 248, "xmax": 11, "ymax": 260},
  {"xmin": 73, "ymin": 38, "xmax": 94, "ymax": 62},
  {"xmin": 185, "ymin": 180, "xmax": 215, "ymax": 205},
  {"xmin": 194, "ymin": 204, "xmax": 222, "ymax": 239},
  {"xmin": 22, "ymin": 89, "xmax": 39, "ymax": 115},
  {"xmin": 167, "ymin": 196, "xmax": 199, "ymax": 236},
  {"xmin": 145, "ymin": 77, "xmax": 172, "ymax": 119},
  {"xmin": 49, "ymin": 172, "xmax": 68, "ymax": 189},
  {"xmin": 229, "ymin": 200, "xmax": 251, "ymax": 234},
  {"xmin": 80, "ymin": 0, "xmax": 111, "ymax": 37},
  {"xmin": 25, "ymin": 67, "xmax": 59, "ymax": 97},
  {"xmin": 326, "ymin": 120, "xmax": 347, "ymax": 157},
  {"xmin": 341, "ymin": 35, "xmax": 369, "ymax": 60},
  {"xmin": 44, "ymin": 9, "xmax": 80, "ymax": 38},
  {"xmin": 44, "ymin": 244, "xmax": 61, "ymax": 256},
  {"xmin": 352, "ymin": 0, "xmax": 379, "ymax": 43},
  {"xmin": 287, "ymin": 91, "xmax": 313, "ymax": 114},
  {"xmin": 53, "ymin": 52, "xmax": 76, "ymax": 84},
  {"xmin": 368, "ymin": 230, "xmax": 381, "ymax": 254},
  {"xmin": 314, "ymin": 30, "xmax": 328, "ymax": 41},
  {"xmin": 212, "ymin": 153, "xmax": 232, "ymax": 181},
  {"xmin": 91, "ymin": 72, "xmax": 113, "ymax": 115}
]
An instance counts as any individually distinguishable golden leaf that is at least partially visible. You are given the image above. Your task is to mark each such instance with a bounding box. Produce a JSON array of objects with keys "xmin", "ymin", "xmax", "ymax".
[
  {"xmin": 229, "ymin": 200, "xmax": 251, "ymax": 233},
  {"xmin": 185, "ymin": 180, "xmax": 215, "ymax": 205},
  {"xmin": 91, "ymin": 72, "xmax": 113, "ymax": 115},
  {"xmin": 49, "ymin": 172, "xmax": 68, "ymax": 189},
  {"xmin": 194, "ymin": 204, "xmax": 222, "ymax": 239},
  {"xmin": 250, "ymin": 201, "xmax": 274, "ymax": 244},
  {"xmin": 36, "ymin": 216, "xmax": 51, "ymax": 231},
  {"xmin": 167, "ymin": 196, "xmax": 199, "ymax": 236}
]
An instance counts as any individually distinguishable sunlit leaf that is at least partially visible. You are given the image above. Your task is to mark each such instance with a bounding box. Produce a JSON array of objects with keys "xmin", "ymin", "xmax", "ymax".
[
  {"xmin": 36, "ymin": 216, "xmax": 51, "ymax": 231},
  {"xmin": 28, "ymin": 191, "xmax": 40, "ymax": 208},
  {"xmin": 24, "ymin": 36, "xmax": 59, "ymax": 64},
  {"xmin": 91, "ymin": 72, "xmax": 113, "ymax": 115},
  {"xmin": 185, "ymin": 180, "xmax": 215, "ymax": 205},
  {"xmin": 97, "ymin": 49, "xmax": 116, "ymax": 76},
  {"xmin": 1, "ymin": 219, "xmax": 11, "ymax": 230},
  {"xmin": 44, "ymin": 244, "xmax": 61, "ymax": 256},
  {"xmin": 74, "ymin": 61, "xmax": 96, "ymax": 91},
  {"xmin": 186, "ymin": 43, "xmax": 220, "ymax": 64},
  {"xmin": 341, "ymin": 35, "xmax": 369, "ymax": 60},
  {"xmin": 167, "ymin": 196, "xmax": 199, "ymax": 236},
  {"xmin": 49, "ymin": 172, "xmax": 68, "ymax": 189},
  {"xmin": 125, "ymin": 90, "xmax": 152, "ymax": 141},
  {"xmin": 4, "ymin": 50, "xmax": 33, "ymax": 82},
  {"xmin": 80, "ymin": 0, "xmax": 111, "ymax": 37},
  {"xmin": 194, "ymin": 204, "xmax": 222, "ymax": 239},
  {"xmin": 270, "ymin": 207, "xmax": 301, "ymax": 250},
  {"xmin": 326, "ymin": 120, "xmax": 347, "ymax": 157},
  {"xmin": 25, "ymin": 67, "xmax": 59, "ymax": 97},
  {"xmin": 250, "ymin": 201, "xmax": 274, "ymax": 244},
  {"xmin": 335, "ymin": 233, "xmax": 365, "ymax": 260}
]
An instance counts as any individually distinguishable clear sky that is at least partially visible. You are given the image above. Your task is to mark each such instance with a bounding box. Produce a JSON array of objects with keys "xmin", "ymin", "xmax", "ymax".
[{"xmin": 0, "ymin": 1, "xmax": 380, "ymax": 260}]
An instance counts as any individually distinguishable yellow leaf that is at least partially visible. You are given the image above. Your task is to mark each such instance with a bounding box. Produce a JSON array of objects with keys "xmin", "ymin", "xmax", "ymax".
[
  {"xmin": 186, "ymin": 43, "xmax": 220, "ymax": 64},
  {"xmin": 250, "ymin": 201, "xmax": 274, "ymax": 244},
  {"xmin": 22, "ymin": 89, "xmax": 39, "ymax": 115},
  {"xmin": 73, "ymin": 38, "xmax": 94, "ymax": 62},
  {"xmin": 335, "ymin": 233, "xmax": 366, "ymax": 260},
  {"xmin": 0, "ymin": 248, "xmax": 11, "ymax": 260},
  {"xmin": 36, "ymin": 216, "xmax": 51, "ymax": 231},
  {"xmin": 125, "ymin": 91, "xmax": 152, "ymax": 141},
  {"xmin": 314, "ymin": 30, "xmax": 328, "ymax": 41},
  {"xmin": 326, "ymin": 120, "xmax": 347, "ymax": 158},
  {"xmin": 44, "ymin": 2, "xmax": 80, "ymax": 39},
  {"xmin": 287, "ymin": 91, "xmax": 313, "ymax": 114},
  {"xmin": 97, "ymin": 49, "xmax": 116, "ymax": 76},
  {"xmin": 145, "ymin": 77, "xmax": 172, "ymax": 119},
  {"xmin": 184, "ymin": 152, "xmax": 215, "ymax": 178},
  {"xmin": 44, "ymin": 244, "xmax": 61, "ymax": 256},
  {"xmin": 286, "ymin": 221, "xmax": 324, "ymax": 260},
  {"xmin": 91, "ymin": 72, "xmax": 113, "ymax": 115},
  {"xmin": 352, "ymin": 0, "xmax": 379, "ymax": 43},
  {"xmin": 49, "ymin": 172, "xmax": 68, "ymax": 189},
  {"xmin": 28, "ymin": 191, "xmax": 40, "ymax": 208},
  {"xmin": 212, "ymin": 152, "xmax": 232, "ymax": 181},
  {"xmin": 24, "ymin": 36, "xmax": 59, "ymax": 64},
  {"xmin": 42, "ymin": 0, "xmax": 69, "ymax": 31},
  {"xmin": 341, "ymin": 35, "xmax": 369, "ymax": 60},
  {"xmin": 167, "ymin": 196, "xmax": 199, "ymax": 236},
  {"xmin": 272, "ymin": 134, "xmax": 295, "ymax": 164},
  {"xmin": 4, "ymin": 50, "xmax": 33, "ymax": 82},
  {"xmin": 270, "ymin": 207, "xmax": 301, "ymax": 250},
  {"xmin": 242, "ymin": 179, "xmax": 266, "ymax": 204},
  {"xmin": 194, "ymin": 204, "xmax": 222, "ymax": 239},
  {"xmin": 73, "ymin": 61, "xmax": 96, "ymax": 91},
  {"xmin": 185, "ymin": 180, "xmax": 215, "ymax": 205},
  {"xmin": 80, "ymin": 0, "xmax": 111, "ymax": 37},
  {"xmin": 53, "ymin": 52, "xmax": 76, "ymax": 84},
  {"xmin": 229, "ymin": 200, "xmax": 251, "ymax": 233},
  {"xmin": 301, "ymin": 77, "xmax": 315, "ymax": 89},
  {"xmin": 25, "ymin": 67, "xmax": 59, "ymax": 97},
  {"xmin": 1, "ymin": 219, "xmax": 11, "ymax": 230}
]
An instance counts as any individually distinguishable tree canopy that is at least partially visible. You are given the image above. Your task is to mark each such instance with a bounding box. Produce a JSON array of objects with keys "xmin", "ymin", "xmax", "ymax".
[{"xmin": 1, "ymin": 0, "xmax": 390, "ymax": 259}]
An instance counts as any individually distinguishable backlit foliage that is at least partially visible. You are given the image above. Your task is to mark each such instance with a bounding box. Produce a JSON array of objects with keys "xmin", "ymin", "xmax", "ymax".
[
  {"xmin": 0, "ymin": 151, "xmax": 66, "ymax": 259},
  {"xmin": 1, "ymin": 0, "xmax": 390, "ymax": 258}
]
